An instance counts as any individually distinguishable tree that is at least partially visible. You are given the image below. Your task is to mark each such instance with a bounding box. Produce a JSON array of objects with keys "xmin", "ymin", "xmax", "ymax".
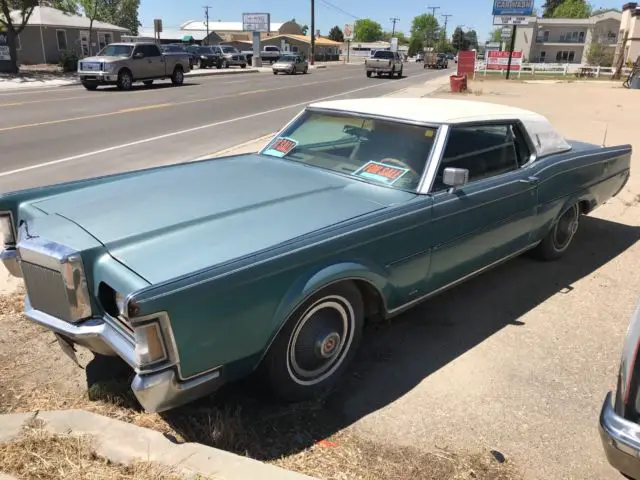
[
  {"xmin": 410, "ymin": 14, "xmax": 440, "ymax": 48},
  {"xmin": 490, "ymin": 27, "xmax": 502, "ymax": 42},
  {"xmin": 542, "ymin": 0, "xmax": 564, "ymax": 17},
  {"xmin": 328, "ymin": 25, "xmax": 344, "ymax": 42},
  {"xmin": 382, "ymin": 30, "xmax": 408, "ymax": 44},
  {"xmin": 451, "ymin": 26, "xmax": 470, "ymax": 52},
  {"xmin": 42, "ymin": 0, "xmax": 80, "ymax": 14},
  {"xmin": 353, "ymin": 18, "xmax": 383, "ymax": 42},
  {"xmin": 101, "ymin": 0, "xmax": 140, "ymax": 35},
  {"xmin": 301, "ymin": 24, "xmax": 308, "ymax": 35},
  {"xmin": 465, "ymin": 29, "xmax": 478, "ymax": 50},
  {"xmin": 78, "ymin": 0, "xmax": 105, "ymax": 55},
  {"xmin": 586, "ymin": 29, "xmax": 615, "ymax": 66},
  {"xmin": 552, "ymin": 0, "xmax": 592, "ymax": 18},
  {"xmin": 0, "ymin": 0, "xmax": 39, "ymax": 73},
  {"xmin": 408, "ymin": 36, "xmax": 423, "ymax": 56},
  {"xmin": 592, "ymin": 7, "xmax": 621, "ymax": 15}
]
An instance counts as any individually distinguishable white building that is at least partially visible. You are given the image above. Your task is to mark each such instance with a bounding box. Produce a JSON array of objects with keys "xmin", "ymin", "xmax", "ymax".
[
  {"xmin": 615, "ymin": 2, "xmax": 640, "ymax": 65},
  {"xmin": 514, "ymin": 10, "xmax": 621, "ymax": 64}
]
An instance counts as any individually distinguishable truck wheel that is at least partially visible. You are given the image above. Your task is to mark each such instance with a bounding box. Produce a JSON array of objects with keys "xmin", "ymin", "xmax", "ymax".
[
  {"xmin": 82, "ymin": 82, "xmax": 98, "ymax": 91},
  {"xmin": 222, "ymin": 59, "xmax": 229, "ymax": 69},
  {"xmin": 241, "ymin": 63, "xmax": 247, "ymax": 69},
  {"xmin": 366, "ymin": 71, "xmax": 372, "ymax": 77},
  {"xmin": 397, "ymin": 68, "xmax": 403, "ymax": 78},
  {"xmin": 261, "ymin": 282, "xmax": 364, "ymax": 401},
  {"xmin": 532, "ymin": 203, "xmax": 580, "ymax": 261},
  {"xmin": 143, "ymin": 80, "xmax": 153, "ymax": 86},
  {"xmin": 171, "ymin": 66, "xmax": 184, "ymax": 86},
  {"xmin": 116, "ymin": 69, "xmax": 133, "ymax": 91}
]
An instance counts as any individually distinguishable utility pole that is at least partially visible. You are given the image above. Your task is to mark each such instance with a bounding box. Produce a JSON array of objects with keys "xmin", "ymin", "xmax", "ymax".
[
  {"xmin": 203, "ymin": 6, "xmax": 211, "ymax": 45},
  {"xmin": 426, "ymin": 5, "xmax": 440, "ymax": 17},
  {"xmin": 310, "ymin": 0, "xmax": 315, "ymax": 65},
  {"xmin": 441, "ymin": 13, "xmax": 452, "ymax": 41},
  {"xmin": 390, "ymin": 17, "xmax": 400, "ymax": 36}
]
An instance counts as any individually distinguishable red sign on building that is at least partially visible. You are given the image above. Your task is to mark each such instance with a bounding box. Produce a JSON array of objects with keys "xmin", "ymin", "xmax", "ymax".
[
  {"xmin": 486, "ymin": 50, "xmax": 523, "ymax": 71},
  {"xmin": 456, "ymin": 51, "xmax": 476, "ymax": 77}
]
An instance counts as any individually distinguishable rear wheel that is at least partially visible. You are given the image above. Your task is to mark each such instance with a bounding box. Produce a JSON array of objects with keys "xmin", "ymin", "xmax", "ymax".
[
  {"xmin": 261, "ymin": 282, "xmax": 364, "ymax": 401},
  {"xmin": 303, "ymin": 67, "xmax": 308, "ymax": 74},
  {"xmin": 366, "ymin": 71, "xmax": 372, "ymax": 77},
  {"xmin": 171, "ymin": 67, "xmax": 184, "ymax": 86},
  {"xmin": 273, "ymin": 71, "xmax": 278, "ymax": 75},
  {"xmin": 532, "ymin": 203, "xmax": 580, "ymax": 261},
  {"xmin": 241, "ymin": 63, "xmax": 247, "ymax": 69}
]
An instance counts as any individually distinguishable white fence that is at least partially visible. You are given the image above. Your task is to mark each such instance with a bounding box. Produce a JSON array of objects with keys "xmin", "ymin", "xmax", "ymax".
[{"xmin": 474, "ymin": 61, "xmax": 632, "ymax": 78}]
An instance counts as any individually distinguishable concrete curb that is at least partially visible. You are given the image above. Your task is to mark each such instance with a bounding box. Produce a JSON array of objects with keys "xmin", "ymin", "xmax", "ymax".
[{"xmin": 0, "ymin": 410, "xmax": 316, "ymax": 480}]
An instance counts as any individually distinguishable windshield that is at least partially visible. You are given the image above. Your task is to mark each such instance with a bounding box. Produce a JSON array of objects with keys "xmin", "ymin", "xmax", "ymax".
[
  {"xmin": 162, "ymin": 45, "xmax": 184, "ymax": 52},
  {"xmin": 197, "ymin": 47, "xmax": 213, "ymax": 54},
  {"xmin": 373, "ymin": 50, "xmax": 394, "ymax": 59},
  {"xmin": 221, "ymin": 46, "xmax": 237, "ymax": 53},
  {"xmin": 280, "ymin": 55, "xmax": 298, "ymax": 62},
  {"xmin": 260, "ymin": 111, "xmax": 437, "ymax": 192},
  {"xmin": 98, "ymin": 44, "xmax": 133, "ymax": 57}
]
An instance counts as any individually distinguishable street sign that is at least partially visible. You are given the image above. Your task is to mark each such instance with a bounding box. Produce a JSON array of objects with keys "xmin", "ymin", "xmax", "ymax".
[
  {"xmin": 344, "ymin": 23, "xmax": 353, "ymax": 40},
  {"xmin": 493, "ymin": 15, "xmax": 533, "ymax": 25},
  {"xmin": 242, "ymin": 13, "xmax": 271, "ymax": 32},
  {"xmin": 501, "ymin": 26, "xmax": 513, "ymax": 39},
  {"xmin": 487, "ymin": 50, "xmax": 523, "ymax": 70},
  {"xmin": 153, "ymin": 18, "xmax": 162, "ymax": 33},
  {"xmin": 492, "ymin": 0, "xmax": 534, "ymax": 16}
]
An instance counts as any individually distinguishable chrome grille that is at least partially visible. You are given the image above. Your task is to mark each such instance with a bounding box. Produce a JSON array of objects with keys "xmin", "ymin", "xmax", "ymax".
[{"xmin": 21, "ymin": 261, "xmax": 73, "ymax": 322}]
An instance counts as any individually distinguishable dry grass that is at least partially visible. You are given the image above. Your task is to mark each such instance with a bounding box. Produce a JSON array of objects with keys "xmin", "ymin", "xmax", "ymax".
[
  {"xmin": 0, "ymin": 422, "xmax": 184, "ymax": 480},
  {"xmin": 0, "ymin": 291, "xmax": 522, "ymax": 480}
]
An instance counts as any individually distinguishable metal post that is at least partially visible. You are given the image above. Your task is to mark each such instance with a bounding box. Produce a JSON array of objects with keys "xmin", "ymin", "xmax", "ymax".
[
  {"xmin": 347, "ymin": 39, "xmax": 350, "ymax": 63},
  {"xmin": 505, "ymin": 25, "xmax": 517, "ymax": 80},
  {"xmin": 203, "ymin": 6, "xmax": 210, "ymax": 45},
  {"xmin": 310, "ymin": 0, "xmax": 315, "ymax": 65}
]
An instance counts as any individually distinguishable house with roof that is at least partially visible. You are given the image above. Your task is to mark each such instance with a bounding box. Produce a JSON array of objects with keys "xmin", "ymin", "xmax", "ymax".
[
  {"xmin": 179, "ymin": 19, "xmax": 286, "ymax": 42},
  {"xmin": 132, "ymin": 27, "xmax": 222, "ymax": 45},
  {"xmin": 615, "ymin": 2, "xmax": 640, "ymax": 65},
  {"xmin": 261, "ymin": 34, "xmax": 342, "ymax": 61},
  {"xmin": 514, "ymin": 9, "xmax": 621, "ymax": 64},
  {"xmin": 7, "ymin": 6, "xmax": 128, "ymax": 65}
]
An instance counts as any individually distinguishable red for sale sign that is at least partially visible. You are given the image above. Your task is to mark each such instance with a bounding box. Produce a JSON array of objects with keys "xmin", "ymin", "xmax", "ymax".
[
  {"xmin": 457, "ymin": 51, "xmax": 476, "ymax": 77},
  {"xmin": 487, "ymin": 50, "xmax": 523, "ymax": 71}
]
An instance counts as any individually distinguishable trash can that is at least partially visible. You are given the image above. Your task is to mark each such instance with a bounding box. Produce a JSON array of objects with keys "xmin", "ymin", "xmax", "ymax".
[
  {"xmin": 630, "ymin": 73, "xmax": 640, "ymax": 90},
  {"xmin": 449, "ymin": 74, "xmax": 468, "ymax": 93}
]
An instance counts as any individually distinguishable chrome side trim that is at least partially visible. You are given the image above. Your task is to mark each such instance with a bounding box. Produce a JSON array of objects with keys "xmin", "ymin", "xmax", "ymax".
[{"xmin": 386, "ymin": 242, "xmax": 540, "ymax": 317}]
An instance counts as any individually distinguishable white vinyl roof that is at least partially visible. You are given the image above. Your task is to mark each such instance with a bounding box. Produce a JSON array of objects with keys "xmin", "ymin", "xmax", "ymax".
[
  {"xmin": 180, "ymin": 20, "xmax": 285, "ymax": 32},
  {"xmin": 310, "ymin": 98, "xmax": 572, "ymax": 158},
  {"xmin": 10, "ymin": 6, "xmax": 128, "ymax": 31}
]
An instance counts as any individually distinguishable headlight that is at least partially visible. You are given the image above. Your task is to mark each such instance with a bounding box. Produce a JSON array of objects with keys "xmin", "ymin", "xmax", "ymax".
[
  {"xmin": 201, "ymin": 55, "xmax": 207, "ymax": 59},
  {"xmin": 134, "ymin": 322, "xmax": 167, "ymax": 366},
  {"xmin": 0, "ymin": 213, "xmax": 15, "ymax": 248},
  {"xmin": 104, "ymin": 63, "xmax": 117, "ymax": 73}
]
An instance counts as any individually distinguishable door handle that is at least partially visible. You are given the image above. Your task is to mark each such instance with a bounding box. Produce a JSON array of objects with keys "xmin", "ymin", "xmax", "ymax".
[{"xmin": 519, "ymin": 176, "xmax": 539, "ymax": 185}]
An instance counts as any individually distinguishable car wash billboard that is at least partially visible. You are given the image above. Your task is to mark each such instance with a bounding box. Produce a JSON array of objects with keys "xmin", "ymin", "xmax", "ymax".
[{"xmin": 492, "ymin": 0, "xmax": 534, "ymax": 16}]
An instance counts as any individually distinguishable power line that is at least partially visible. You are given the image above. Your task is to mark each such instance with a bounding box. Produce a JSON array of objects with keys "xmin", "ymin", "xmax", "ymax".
[
  {"xmin": 318, "ymin": 0, "xmax": 359, "ymax": 20},
  {"xmin": 390, "ymin": 17, "xmax": 400, "ymax": 36}
]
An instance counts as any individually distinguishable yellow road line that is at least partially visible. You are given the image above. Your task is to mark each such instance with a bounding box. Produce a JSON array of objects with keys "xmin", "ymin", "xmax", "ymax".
[{"xmin": 118, "ymin": 103, "xmax": 173, "ymax": 113}]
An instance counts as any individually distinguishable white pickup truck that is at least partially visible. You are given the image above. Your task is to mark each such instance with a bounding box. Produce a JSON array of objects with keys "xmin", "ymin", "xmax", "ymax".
[
  {"xmin": 365, "ymin": 50, "xmax": 404, "ymax": 78},
  {"xmin": 241, "ymin": 45, "xmax": 282, "ymax": 64}
]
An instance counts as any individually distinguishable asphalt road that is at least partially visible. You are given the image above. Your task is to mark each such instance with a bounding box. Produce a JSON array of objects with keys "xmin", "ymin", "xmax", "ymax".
[{"xmin": 0, "ymin": 63, "xmax": 444, "ymax": 192}]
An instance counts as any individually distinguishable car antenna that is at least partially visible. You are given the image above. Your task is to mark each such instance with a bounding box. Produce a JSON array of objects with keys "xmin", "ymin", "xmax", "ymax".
[{"xmin": 602, "ymin": 123, "xmax": 608, "ymax": 147}]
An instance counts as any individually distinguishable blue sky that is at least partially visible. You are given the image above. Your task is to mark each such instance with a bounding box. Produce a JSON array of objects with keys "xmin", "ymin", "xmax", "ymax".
[{"xmin": 139, "ymin": 0, "xmax": 624, "ymax": 43}]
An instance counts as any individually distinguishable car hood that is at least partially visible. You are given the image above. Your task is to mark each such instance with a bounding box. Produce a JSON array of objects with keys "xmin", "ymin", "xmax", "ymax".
[
  {"xmin": 81, "ymin": 56, "xmax": 126, "ymax": 63},
  {"xmin": 31, "ymin": 154, "xmax": 414, "ymax": 284}
]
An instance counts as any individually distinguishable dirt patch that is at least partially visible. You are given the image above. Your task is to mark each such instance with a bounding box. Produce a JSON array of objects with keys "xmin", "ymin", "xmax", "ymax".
[
  {"xmin": 0, "ymin": 292, "xmax": 521, "ymax": 480},
  {"xmin": 0, "ymin": 420, "xmax": 185, "ymax": 480}
]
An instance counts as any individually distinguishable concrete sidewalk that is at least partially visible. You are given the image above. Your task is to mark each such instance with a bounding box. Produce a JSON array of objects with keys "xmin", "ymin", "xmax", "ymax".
[{"xmin": 0, "ymin": 410, "xmax": 315, "ymax": 480}]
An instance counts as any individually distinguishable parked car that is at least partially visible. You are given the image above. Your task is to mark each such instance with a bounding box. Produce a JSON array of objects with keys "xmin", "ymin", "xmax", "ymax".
[
  {"xmin": 77, "ymin": 42, "xmax": 191, "ymax": 91},
  {"xmin": 242, "ymin": 45, "xmax": 281, "ymax": 64},
  {"xmin": 600, "ymin": 300, "xmax": 640, "ymax": 479},
  {"xmin": 194, "ymin": 46, "xmax": 221, "ymax": 69},
  {"xmin": 365, "ymin": 50, "xmax": 404, "ymax": 78},
  {"xmin": 272, "ymin": 54, "xmax": 308, "ymax": 75},
  {"xmin": 209, "ymin": 45, "xmax": 248, "ymax": 68},
  {"xmin": 424, "ymin": 52, "xmax": 448, "ymax": 69},
  {"xmin": 0, "ymin": 98, "xmax": 631, "ymax": 413},
  {"xmin": 415, "ymin": 52, "xmax": 425, "ymax": 62}
]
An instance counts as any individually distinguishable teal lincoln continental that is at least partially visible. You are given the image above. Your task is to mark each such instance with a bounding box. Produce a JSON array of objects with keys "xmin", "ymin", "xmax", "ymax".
[{"xmin": 0, "ymin": 98, "xmax": 631, "ymax": 413}]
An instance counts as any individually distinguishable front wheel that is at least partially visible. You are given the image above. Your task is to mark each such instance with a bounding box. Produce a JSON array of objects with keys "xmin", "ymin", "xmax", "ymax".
[
  {"xmin": 366, "ymin": 71, "xmax": 372, "ymax": 77},
  {"xmin": 532, "ymin": 203, "xmax": 580, "ymax": 261},
  {"xmin": 82, "ymin": 82, "xmax": 98, "ymax": 91},
  {"xmin": 116, "ymin": 70, "xmax": 133, "ymax": 91},
  {"xmin": 261, "ymin": 282, "xmax": 364, "ymax": 401},
  {"xmin": 303, "ymin": 67, "xmax": 308, "ymax": 74},
  {"xmin": 241, "ymin": 63, "xmax": 247, "ymax": 69},
  {"xmin": 171, "ymin": 67, "xmax": 184, "ymax": 86}
]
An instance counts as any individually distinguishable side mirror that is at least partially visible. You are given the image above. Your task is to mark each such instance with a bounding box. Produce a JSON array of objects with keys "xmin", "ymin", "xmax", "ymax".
[
  {"xmin": 133, "ymin": 52, "xmax": 144, "ymax": 59},
  {"xmin": 442, "ymin": 167, "xmax": 469, "ymax": 190}
]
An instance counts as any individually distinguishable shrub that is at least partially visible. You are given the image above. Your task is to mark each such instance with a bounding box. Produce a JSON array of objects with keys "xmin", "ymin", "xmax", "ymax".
[{"xmin": 58, "ymin": 50, "xmax": 79, "ymax": 72}]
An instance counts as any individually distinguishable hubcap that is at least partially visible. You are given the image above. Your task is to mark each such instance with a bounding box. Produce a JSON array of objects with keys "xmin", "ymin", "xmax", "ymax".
[
  {"xmin": 553, "ymin": 206, "xmax": 579, "ymax": 250},
  {"xmin": 176, "ymin": 71, "xmax": 183, "ymax": 82},
  {"xmin": 287, "ymin": 296, "xmax": 355, "ymax": 386}
]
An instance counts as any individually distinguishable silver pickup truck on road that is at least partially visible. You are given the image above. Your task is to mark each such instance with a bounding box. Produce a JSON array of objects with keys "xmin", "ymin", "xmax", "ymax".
[
  {"xmin": 77, "ymin": 42, "xmax": 191, "ymax": 91},
  {"xmin": 365, "ymin": 50, "xmax": 404, "ymax": 78}
]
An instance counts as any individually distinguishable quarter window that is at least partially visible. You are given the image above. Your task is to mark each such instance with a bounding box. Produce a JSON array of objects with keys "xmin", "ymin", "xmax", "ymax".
[{"xmin": 433, "ymin": 123, "xmax": 531, "ymax": 191}]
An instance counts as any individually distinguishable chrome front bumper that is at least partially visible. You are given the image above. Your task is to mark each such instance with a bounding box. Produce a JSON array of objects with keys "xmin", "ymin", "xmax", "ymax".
[
  {"xmin": 24, "ymin": 295, "xmax": 223, "ymax": 413},
  {"xmin": 78, "ymin": 72, "xmax": 118, "ymax": 82},
  {"xmin": 1, "ymin": 249, "xmax": 21, "ymax": 278},
  {"xmin": 599, "ymin": 391, "xmax": 640, "ymax": 479}
]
